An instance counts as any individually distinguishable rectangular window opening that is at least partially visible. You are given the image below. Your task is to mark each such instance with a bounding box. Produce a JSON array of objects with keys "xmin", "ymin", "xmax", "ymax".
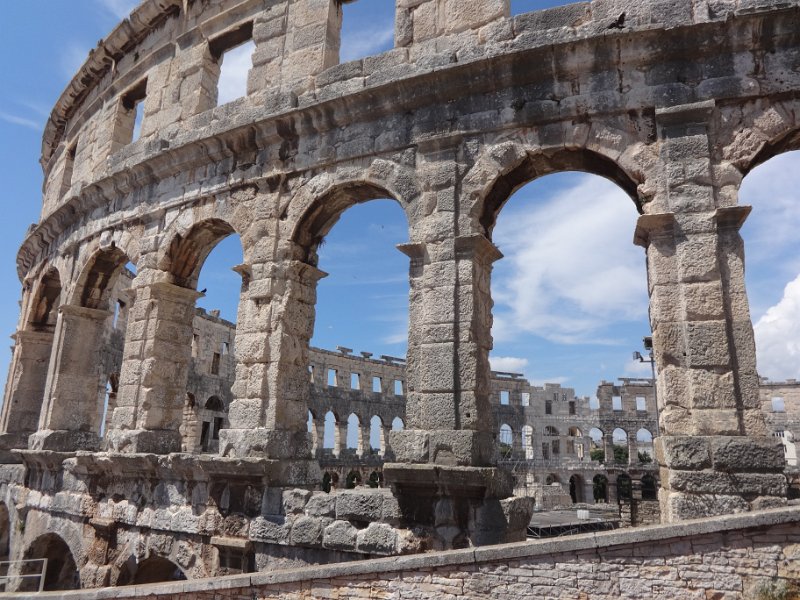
[
  {"xmin": 308, "ymin": 365, "xmax": 315, "ymax": 383},
  {"xmin": 636, "ymin": 396, "xmax": 647, "ymax": 411},
  {"xmin": 115, "ymin": 79, "xmax": 147, "ymax": 148},
  {"xmin": 612, "ymin": 395, "xmax": 623, "ymax": 411},
  {"xmin": 221, "ymin": 342, "xmax": 230, "ymax": 355},
  {"xmin": 372, "ymin": 376, "xmax": 382, "ymax": 393},
  {"xmin": 541, "ymin": 443, "xmax": 549, "ymax": 460},
  {"xmin": 500, "ymin": 390, "xmax": 510, "ymax": 406},
  {"xmin": 394, "ymin": 380, "xmax": 404, "ymax": 396},
  {"xmin": 772, "ymin": 397, "xmax": 786, "ymax": 413},
  {"xmin": 328, "ymin": 369, "xmax": 338, "ymax": 387},
  {"xmin": 545, "ymin": 400, "xmax": 552, "ymax": 415},
  {"xmin": 192, "ymin": 334, "xmax": 199, "ymax": 358},
  {"xmin": 61, "ymin": 140, "xmax": 77, "ymax": 197},
  {"xmin": 213, "ymin": 417, "xmax": 223, "ymax": 440},
  {"xmin": 210, "ymin": 352, "xmax": 221, "ymax": 375},
  {"xmin": 340, "ymin": 0, "xmax": 395, "ymax": 63},
  {"xmin": 350, "ymin": 372, "xmax": 360, "ymax": 390},
  {"xmin": 521, "ymin": 392, "xmax": 530, "ymax": 407},
  {"xmin": 569, "ymin": 401, "xmax": 576, "ymax": 416},
  {"xmin": 210, "ymin": 22, "xmax": 255, "ymax": 107}
]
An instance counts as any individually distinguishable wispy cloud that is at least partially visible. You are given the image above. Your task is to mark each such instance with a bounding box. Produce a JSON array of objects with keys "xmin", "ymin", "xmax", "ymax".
[
  {"xmin": 491, "ymin": 174, "xmax": 647, "ymax": 346},
  {"xmin": 490, "ymin": 356, "xmax": 529, "ymax": 374},
  {"xmin": 0, "ymin": 111, "xmax": 41, "ymax": 131},
  {"xmin": 60, "ymin": 43, "xmax": 91, "ymax": 80},
  {"xmin": 754, "ymin": 273, "xmax": 800, "ymax": 381},
  {"xmin": 341, "ymin": 26, "xmax": 394, "ymax": 63}
]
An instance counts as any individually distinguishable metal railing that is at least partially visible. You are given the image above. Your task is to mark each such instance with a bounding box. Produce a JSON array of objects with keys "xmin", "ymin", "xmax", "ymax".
[{"xmin": 0, "ymin": 558, "xmax": 47, "ymax": 593}]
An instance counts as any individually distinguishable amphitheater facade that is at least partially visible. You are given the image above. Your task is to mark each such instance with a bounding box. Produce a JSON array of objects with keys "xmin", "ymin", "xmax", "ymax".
[{"xmin": 1, "ymin": 0, "xmax": 800, "ymax": 595}]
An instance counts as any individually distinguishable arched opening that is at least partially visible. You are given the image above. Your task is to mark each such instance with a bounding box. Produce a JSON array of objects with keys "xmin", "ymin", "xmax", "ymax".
[
  {"xmin": 346, "ymin": 413, "xmax": 361, "ymax": 453},
  {"xmin": 323, "ymin": 411, "xmax": 339, "ymax": 454},
  {"xmin": 117, "ymin": 556, "xmax": 187, "ymax": 586},
  {"xmin": 368, "ymin": 470, "xmax": 383, "ymax": 488},
  {"xmin": 391, "ymin": 417, "xmax": 404, "ymax": 431},
  {"xmin": 545, "ymin": 473, "xmax": 560, "ymax": 485},
  {"xmin": 297, "ymin": 187, "xmax": 410, "ymax": 405},
  {"xmin": 617, "ymin": 473, "xmax": 633, "ymax": 501},
  {"xmin": 498, "ymin": 423, "xmax": 513, "ymax": 459},
  {"xmin": 1, "ymin": 267, "xmax": 62, "ymax": 438},
  {"xmin": 542, "ymin": 425, "xmax": 559, "ymax": 460},
  {"xmin": 612, "ymin": 428, "xmax": 629, "ymax": 465},
  {"xmin": 569, "ymin": 474, "xmax": 584, "ymax": 504},
  {"xmin": 486, "ymin": 161, "xmax": 647, "ymax": 428},
  {"xmin": 589, "ymin": 428, "xmax": 604, "ymax": 462},
  {"xmin": 636, "ymin": 428, "xmax": 654, "ymax": 464},
  {"xmin": 739, "ymin": 150, "xmax": 800, "ymax": 385},
  {"xmin": 641, "ymin": 474, "xmax": 658, "ymax": 501},
  {"xmin": 369, "ymin": 415, "xmax": 384, "ymax": 454},
  {"xmin": 593, "ymin": 475, "xmax": 609, "ymax": 504},
  {"xmin": 20, "ymin": 534, "xmax": 78, "ymax": 591},
  {"xmin": 156, "ymin": 220, "xmax": 241, "ymax": 451},
  {"xmin": 345, "ymin": 470, "xmax": 362, "ymax": 489}
]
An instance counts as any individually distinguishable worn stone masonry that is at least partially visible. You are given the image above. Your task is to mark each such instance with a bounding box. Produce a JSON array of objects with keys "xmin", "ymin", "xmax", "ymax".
[{"xmin": 0, "ymin": 0, "xmax": 798, "ymax": 592}]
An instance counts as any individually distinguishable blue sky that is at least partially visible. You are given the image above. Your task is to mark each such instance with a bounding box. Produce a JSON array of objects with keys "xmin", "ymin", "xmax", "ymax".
[{"xmin": 1, "ymin": 0, "xmax": 799, "ymax": 413}]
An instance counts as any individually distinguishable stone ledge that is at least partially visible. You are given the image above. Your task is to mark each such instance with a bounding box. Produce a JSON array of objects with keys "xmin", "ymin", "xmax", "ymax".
[{"xmin": 15, "ymin": 505, "xmax": 800, "ymax": 599}]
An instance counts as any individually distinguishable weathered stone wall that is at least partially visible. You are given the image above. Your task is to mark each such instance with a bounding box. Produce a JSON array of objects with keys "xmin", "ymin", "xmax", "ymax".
[{"xmin": 9, "ymin": 507, "xmax": 800, "ymax": 600}]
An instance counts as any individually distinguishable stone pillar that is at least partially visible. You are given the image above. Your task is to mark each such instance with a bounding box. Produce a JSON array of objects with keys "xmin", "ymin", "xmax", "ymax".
[
  {"xmin": 603, "ymin": 433, "xmax": 614, "ymax": 466},
  {"xmin": 385, "ymin": 234, "xmax": 532, "ymax": 548},
  {"xmin": 218, "ymin": 259, "xmax": 324, "ymax": 468},
  {"xmin": 335, "ymin": 421, "xmax": 347, "ymax": 458},
  {"xmin": 312, "ymin": 419, "xmax": 324, "ymax": 458},
  {"xmin": 106, "ymin": 281, "xmax": 200, "ymax": 454},
  {"xmin": 628, "ymin": 436, "xmax": 636, "ymax": 466},
  {"xmin": 0, "ymin": 330, "xmax": 54, "ymax": 453},
  {"xmin": 380, "ymin": 425, "xmax": 391, "ymax": 458},
  {"xmin": 358, "ymin": 424, "xmax": 370, "ymax": 457},
  {"xmin": 390, "ymin": 235, "xmax": 499, "ymax": 466},
  {"xmin": 29, "ymin": 304, "xmax": 111, "ymax": 451},
  {"xmin": 639, "ymin": 100, "xmax": 786, "ymax": 521}
]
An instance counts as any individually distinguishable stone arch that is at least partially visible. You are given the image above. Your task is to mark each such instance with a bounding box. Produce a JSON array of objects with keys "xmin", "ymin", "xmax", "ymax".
[
  {"xmin": 117, "ymin": 555, "xmax": 187, "ymax": 585},
  {"xmin": 593, "ymin": 474, "xmax": 609, "ymax": 503},
  {"xmin": 70, "ymin": 245, "xmax": 132, "ymax": 310},
  {"xmin": 205, "ymin": 395, "xmax": 224, "ymax": 411},
  {"xmin": 617, "ymin": 473, "xmax": 633, "ymax": 501},
  {"xmin": 346, "ymin": 413, "xmax": 361, "ymax": 451},
  {"xmin": 464, "ymin": 139, "xmax": 646, "ymax": 237},
  {"xmin": 27, "ymin": 267, "xmax": 62, "ymax": 329},
  {"xmin": 287, "ymin": 172, "xmax": 415, "ymax": 265},
  {"xmin": 498, "ymin": 423, "xmax": 513, "ymax": 459},
  {"xmin": 369, "ymin": 414, "xmax": 385, "ymax": 453},
  {"xmin": 612, "ymin": 427, "xmax": 629, "ymax": 464},
  {"xmin": 391, "ymin": 416, "xmax": 404, "ymax": 430},
  {"xmin": 545, "ymin": 473, "xmax": 560, "ymax": 485},
  {"xmin": 641, "ymin": 474, "xmax": 658, "ymax": 501},
  {"xmin": 161, "ymin": 218, "xmax": 238, "ymax": 289},
  {"xmin": 20, "ymin": 533, "xmax": 79, "ymax": 591},
  {"xmin": 569, "ymin": 474, "xmax": 585, "ymax": 504},
  {"xmin": 323, "ymin": 410, "xmax": 339, "ymax": 451},
  {"xmin": 544, "ymin": 425, "xmax": 559, "ymax": 437}
]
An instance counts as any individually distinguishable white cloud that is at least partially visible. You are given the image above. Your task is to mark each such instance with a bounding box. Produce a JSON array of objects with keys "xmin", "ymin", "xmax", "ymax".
[
  {"xmin": 96, "ymin": 0, "xmax": 140, "ymax": 19},
  {"xmin": 341, "ymin": 26, "xmax": 394, "ymax": 63},
  {"xmin": 217, "ymin": 41, "xmax": 255, "ymax": 106},
  {"xmin": 60, "ymin": 43, "xmax": 91, "ymax": 80},
  {"xmin": 490, "ymin": 356, "xmax": 529, "ymax": 373},
  {"xmin": 623, "ymin": 357, "xmax": 654, "ymax": 378},
  {"xmin": 754, "ymin": 273, "xmax": 800, "ymax": 381},
  {"xmin": 492, "ymin": 175, "xmax": 647, "ymax": 345},
  {"xmin": 0, "ymin": 111, "xmax": 40, "ymax": 131}
]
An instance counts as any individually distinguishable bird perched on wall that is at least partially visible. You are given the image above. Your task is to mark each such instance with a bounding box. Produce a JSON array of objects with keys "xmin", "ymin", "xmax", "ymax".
[{"xmin": 608, "ymin": 12, "xmax": 626, "ymax": 29}]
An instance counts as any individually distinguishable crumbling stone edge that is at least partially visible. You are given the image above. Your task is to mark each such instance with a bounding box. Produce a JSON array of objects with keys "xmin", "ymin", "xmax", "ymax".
[{"xmin": 13, "ymin": 505, "xmax": 800, "ymax": 599}]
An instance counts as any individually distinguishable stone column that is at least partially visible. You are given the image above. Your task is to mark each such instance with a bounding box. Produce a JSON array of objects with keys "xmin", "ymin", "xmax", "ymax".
[
  {"xmin": 380, "ymin": 425, "xmax": 391, "ymax": 458},
  {"xmin": 219, "ymin": 259, "xmax": 324, "ymax": 467},
  {"xmin": 312, "ymin": 419, "xmax": 324, "ymax": 458},
  {"xmin": 0, "ymin": 330, "xmax": 55, "ymax": 453},
  {"xmin": 603, "ymin": 433, "xmax": 614, "ymax": 466},
  {"xmin": 628, "ymin": 436, "xmax": 636, "ymax": 466},
  {"xmin": 29, "ymin": 304, "xmax": 111, "ymax": 451},
  {"xmin": 385, "ymin": 233, "xmax": 532, "ymax": 548},
  {"xmin": 358, "ymin": 424, "xmax": 370, "ymax": 457},
  {"xmin": 334, "ymin": 421, "xmax": 347, "ymax": 458},
  {"xmin": 639, "ymin": 100, "xmax": 786, "ymax": 521},
  {"xmin": 106, "ymin": 281, "xmax": 200, "ymax": 454},
  {"xmin": 390, "ymin": 235, "xmax": 500, "ymax": 466}
]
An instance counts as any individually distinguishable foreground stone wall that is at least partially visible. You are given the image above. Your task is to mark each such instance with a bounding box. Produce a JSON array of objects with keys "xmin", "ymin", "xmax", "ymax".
[{"xmin": 14, "ymin": 506, "xmax": 800, "ymax": 599}]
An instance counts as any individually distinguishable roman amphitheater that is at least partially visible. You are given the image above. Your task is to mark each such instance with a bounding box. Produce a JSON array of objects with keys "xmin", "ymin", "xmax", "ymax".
[{"xmin": 2, "ymin": 0, "xmax": 800, "ymax": 596}]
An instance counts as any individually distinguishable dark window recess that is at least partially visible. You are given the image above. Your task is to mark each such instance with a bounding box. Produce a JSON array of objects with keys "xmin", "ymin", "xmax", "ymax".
[
  {"xmin": 545, "ymin": 400, "xmax": 552, "ymax": 415},
  {"xmin": 211, "ymin": 352, "xmax": 221, "ymax": 375},
  {"xmin": 213, "ymin": 417, "xmax": 223, "ymax": 440},
  {"xmin": 201, "ymin": 421, "xmax": 211, "ymax": 451}
]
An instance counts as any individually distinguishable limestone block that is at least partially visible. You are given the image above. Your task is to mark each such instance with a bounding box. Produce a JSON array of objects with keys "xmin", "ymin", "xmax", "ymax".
[
  {"xmin": 654, "ymin": 437, "xmax": 711, "ymax": 470},
  {"xmin": 667, "ymin": 471, "xmax": 786, "ymax": 496},
  {"xmin": 290, "ymin": 515, "xmax": 324, "ymax": 545},
  {"xmin": 689, "ymin": 369, "xmax": 736, "ymax": 409},
  {"xmin": 356, "ymin": 522, "xmax": 398, "ymax": 555},
  {"xmin": 304, "ymin": 492, "xmax": 336, "ymax": 518},
  {"xmin": 249, "ymin": 515, "xmax": 291, "ymax": 543},
  {"xmin": 335, "ymin": 490, "xmax": 384, "ymax": 522},
  {"xmin": 685, "ymin": 321, "xmax": 730, "ymax": 368},
  {"xmin": 282, "ymin": 488, "xmax": 312, "ymax": 515},
  {"xmin": 663, "ymin": 491, "xmax": 749, "ymax": 521},
  {"xmin": 710, "ymin": 437, "xmax": 785, "ymax": 472},
  {"xmin": 322, "ymin": 520, "xmax": 357, "ymax": 551}
]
